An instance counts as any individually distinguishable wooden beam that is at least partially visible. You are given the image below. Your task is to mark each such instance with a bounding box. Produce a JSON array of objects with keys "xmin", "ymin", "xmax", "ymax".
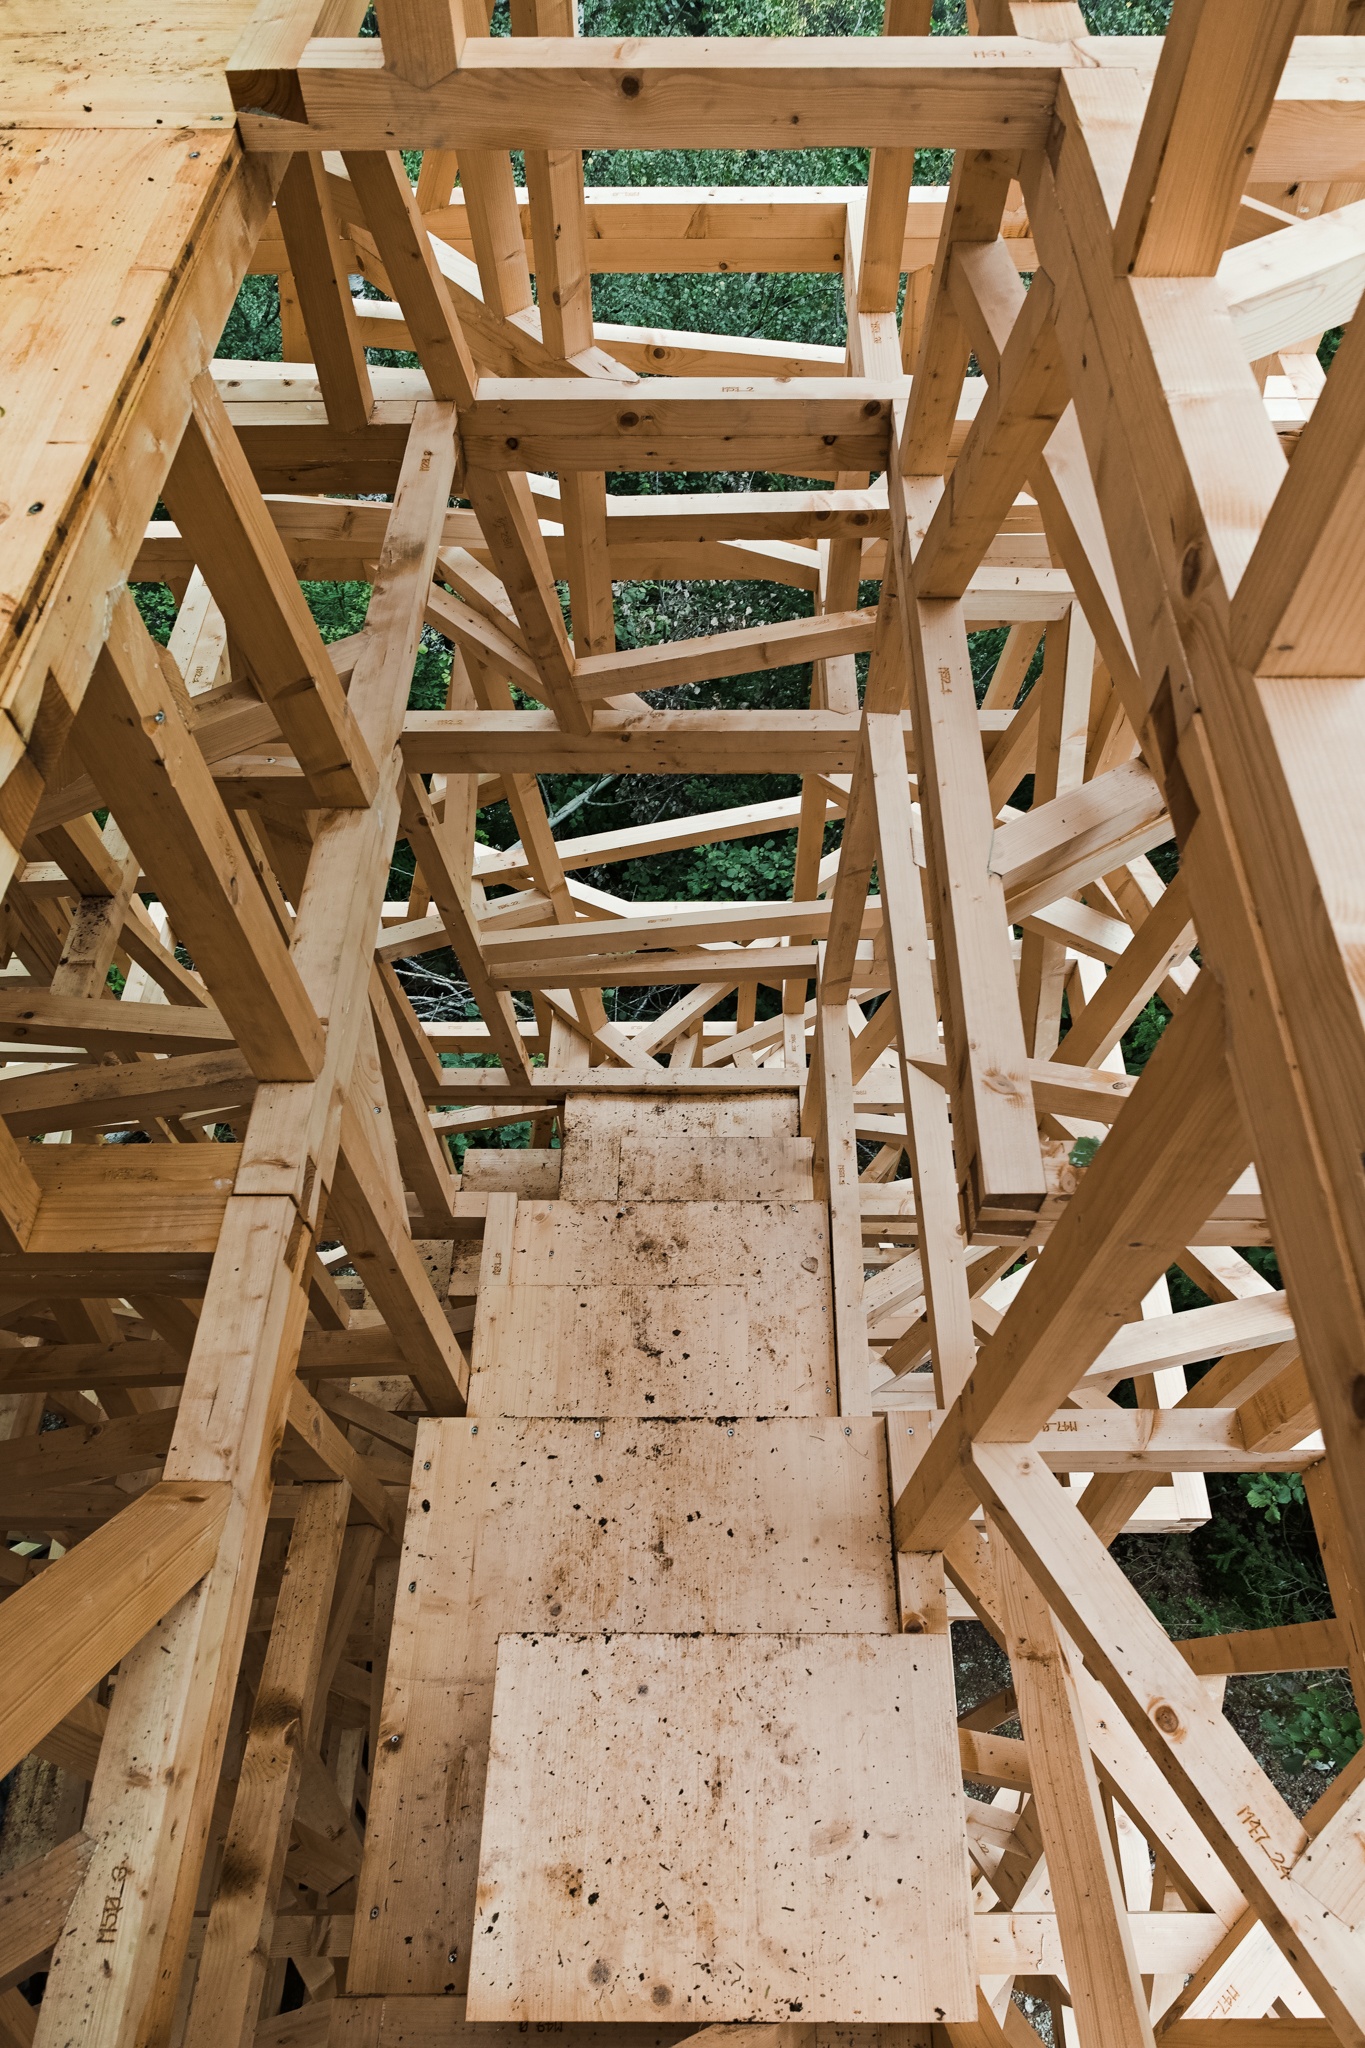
[
  {"xmin": 231, "ymin": 40, "xmax": 1067, "ymax": 153},
  {"xmin": 864, "ymin": 708, "xmax": 977, "ymax": 1404},
  {"xmin": 78, "ymin": 591, "xmax": 325, "ymax": 1083},
  {"xmin": 183, "ymin": 1482, "xmax": 351, "ymax": 2048},
  {"xmin": 0, "ymin": 1481, "xmax": 229, "ymax": 1783},
  {"xmin": 991, "ymin": 1525, "xmax": 1157, "ymax": 2048},
  {"xmin": 274, "ymin": 153, "xmax": 374, "ymax": 429},
  {"xmin": 374, "ymin": 0, "xmax": 466, "ymax": 88},
  {"xmin": 897, "ymin": 579, "xmax": 1044, "ymax": 1218},
  {"xmin": 162, "ymin": 375, "xmax": 377, "ymax": 811},
  {"xmin": 894, "ymin": 971, "xmax": 1248, "ymax": 1549},
  {"xmin": 975, "ymin": 1444, "xmax": 1365, "ymax": 2039},
  {"xmin": 460, "ymin": 380, "xmax": 895, "ymax": 475},
  {"xmin": 1113, "ymin": 0, "xmax": 1305, "ymax": 277}
]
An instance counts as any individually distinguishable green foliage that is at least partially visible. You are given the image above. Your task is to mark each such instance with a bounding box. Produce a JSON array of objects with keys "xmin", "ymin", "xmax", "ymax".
[
  {"xmin": 1120, "ymin": 994, "xmax": 1171, "ymax": 1075},
  {"xmin": 305, "ymin": 579, "xmax": 371, "ymax": 643},
  {"xmin": 1240, "ymin": 1471, "xmax": 1307, "ymax": 1524},
  {"xmin": 451, "ymin": 1121, "xmax": 534, "ymax": 1164},
  {"xmin": 132, "ymin": 583, "xmax": 177, "ymax": 645},
  {"xmin": 1193, "ymin": 1478, "xmax": 1326, "ymax": 1634},
  {"xmin": 1261, "ymin": 1685, "xmax": 1363, "ymax": 1777},
  {"xmin": 297, "ymin": 580, "xmax": 461, "ymax": 710},
  {"xmin": 219, "ymin": 272, "xmax": 282, "ymax": 361},
  {"xmin": 1082, "ymin": 0, "xmax": 1170, "ymax": 24}
]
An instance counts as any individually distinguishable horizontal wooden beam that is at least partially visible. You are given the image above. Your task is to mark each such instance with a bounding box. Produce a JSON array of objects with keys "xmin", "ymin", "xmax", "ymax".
[
  {"xmin": 0, "ymin": 1049, "xmax": 257, "ymax": 1140},
  {"xmin": 427, "ymin": 1068, "xmax": 802, "ymax": 1104},
  {"xmin": 232, "ymin": 38, "xmax": 1065, "ymax": 149},
  {"xmin": 1177, "ymin": 1618, "xmax": 1346, "ymax": 1678},
  {"xmin": 487, "ymin": 945, "xmax": 821, "ymax": 989},
  {"xmin": 229, "ymin": 40, "xmax": 1365, "ymax": 189},
  {"xmin": 0, "ymin": 1144, "xmax": 238, "ymax": 1293},
  {"xmin": 0, "ymin": 990, "xmax": 234, "ymax": 1054},
  {"xmin": 402, "ymin": 709, "xmax": 871, "ymax": 774},
  {"xmin": 460, "ymin": 380, "xmax": 896, "ymax": 474},
  {"xmin": 482, "ymin": 899, "xmax": 879, "ymax": 966},
  {"xmin": 244, "ymin": 183, "xmax": 1034, "ymax": 280}
]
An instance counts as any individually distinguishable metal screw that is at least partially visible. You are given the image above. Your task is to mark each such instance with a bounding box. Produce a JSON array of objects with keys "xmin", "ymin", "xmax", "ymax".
[
  {"xmin": 844, "ymin": 1426, "xmax": 852, "ymax": 1436},
  {"xmin": 906, "ymin": 1427, "xmax": 914, "ymax": 1436},
  {"xmin": 593, "ymin": 1429, "xmax": 601, "ymax": 1439},
  {"xmin": 449, "ymin": 1950, "xmax": 458, "ymax": 1964},
  {"xmin": 423, "ymin": 1459, "xmax": 431, "ymax": 1470},
  {"xmin": 389, "ymin": 1733, "xmax": 401, "ymax": 1748},
  {"xmin": 470, "ymin": 1423, "xmax": 478, "ymax": 1434},
  {"xmin": 111, "ymin": 315, "xmax": 125, "ymax": 326},
  {"xmin": 27, "ymin": 503, "xmax": 43, "ymax": 515},
  {"xmin": 153, "ymin": 710, "xmax": 165, "ymax": 723},
  {"xmin": 408, "ymin": 1580, "xmax": 416, "ymax": 1593},
  {"xmin": 727, "ymin": 1428, "xmax": 734, "ymax": 1437},
  {"xmin": 189, "ymin": 149, "xmax": 200, "ymax": 158},
  {"xmin": 370, "ymin": 1906, "xmax": 381, "ymax": 1920}
]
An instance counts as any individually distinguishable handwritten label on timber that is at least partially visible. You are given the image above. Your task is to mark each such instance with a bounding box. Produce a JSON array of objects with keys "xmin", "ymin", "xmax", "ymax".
[
  {"xmin": 96, "ymin": 1860, "xmax": 132, "ymax": 1942},
  {"xmin": 1237, "ymin": 1806, "xmax": 1292, "ymax": 1878}
]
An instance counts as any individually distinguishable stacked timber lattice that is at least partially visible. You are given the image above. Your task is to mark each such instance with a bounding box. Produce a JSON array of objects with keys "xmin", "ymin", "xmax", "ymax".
[{"xmin": 0, "ymin": 0, "xmax": 1362, "ymax": 2044}]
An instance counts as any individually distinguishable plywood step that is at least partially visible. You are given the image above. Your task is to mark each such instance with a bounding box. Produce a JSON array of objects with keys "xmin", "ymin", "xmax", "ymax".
[
  {"xmin": 353, "ymin": 1089, "xmax": 972, "ymax": 2024},
  {"xmin": 351, "ymin": 1416, "xmax": 895, "ymax": 1996},
  {"xmin": 469, "ymin": 1201, "xmax": 837, "ymax": 1419},
  {"xmin": 564, "ymin": 1130, "xmax": 815, "ymax": 1203},
  {"xmin": 468, "ymin": 1633, "xmax": 974, "ymax": 2024}
]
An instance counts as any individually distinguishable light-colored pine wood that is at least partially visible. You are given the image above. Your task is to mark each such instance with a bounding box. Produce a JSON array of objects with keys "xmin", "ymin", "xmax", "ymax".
[
  {"xmin": 469, "ymin": 1632, "xmax": 973, "ymax": 2023},
  {"xmin": 6, "ymin": 12, "xmax": 1365, "ymax": 2044},
  {"xmin": 352, "ymin": 1413, "xmax": 897, "ymax": 1994},
  {"xmin": 183, "ymin": 1481, "xmax": 351, "ymax": 2048}
]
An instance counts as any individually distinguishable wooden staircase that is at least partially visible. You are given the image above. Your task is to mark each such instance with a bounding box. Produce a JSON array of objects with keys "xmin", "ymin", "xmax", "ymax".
[{"xmin": 350, "ymin": 1091, "xmax": 973, "ymax": 2030}]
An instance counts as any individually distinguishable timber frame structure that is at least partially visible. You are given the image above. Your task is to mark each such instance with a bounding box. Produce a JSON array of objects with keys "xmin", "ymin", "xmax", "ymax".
[{"xmin": 1, "ymin": 0, "xmax": 1364, "ymax": 2044}]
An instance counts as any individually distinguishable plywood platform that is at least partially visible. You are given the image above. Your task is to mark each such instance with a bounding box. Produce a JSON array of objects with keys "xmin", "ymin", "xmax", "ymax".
[
  {"xmin": 470, "ymin": 1633, "xmax": 971, "ymax": 2024},
  {"xmin": 468, "ymin": 1201, "xmax": 837, "ymax": 1418},
  {"xmin": 350, "ymin": 1413, "xmax": 899, "ymax": 1996},
  {"xmin": 352, "ymin": 1099, "xmax": 970, "ymax": 2016}
]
